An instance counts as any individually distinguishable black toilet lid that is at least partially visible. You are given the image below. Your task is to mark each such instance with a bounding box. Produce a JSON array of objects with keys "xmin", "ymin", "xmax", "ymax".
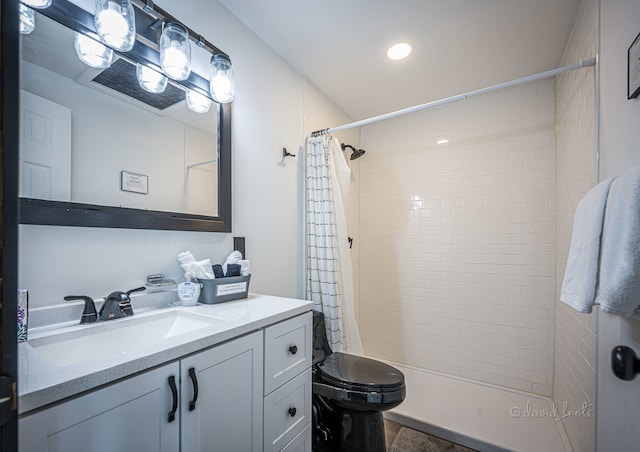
[{"xmin": 316, "ymin": 352, "xmax": 405, "ymax": 392}]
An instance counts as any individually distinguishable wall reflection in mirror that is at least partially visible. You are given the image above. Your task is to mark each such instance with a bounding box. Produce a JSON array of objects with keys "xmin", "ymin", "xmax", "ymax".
[{"xmin": 19, "ymin": 4, "xmax": 226, "ymax": 220}]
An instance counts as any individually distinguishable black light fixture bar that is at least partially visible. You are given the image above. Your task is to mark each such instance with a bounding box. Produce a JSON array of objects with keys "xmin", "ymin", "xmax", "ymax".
[
  {"xmin": 131, "ymin": 0, "xmax": 228, "ymax": 58},
  {"xmin": 34, "ymin": 0, "xmax": 228, "ymax": 98}
]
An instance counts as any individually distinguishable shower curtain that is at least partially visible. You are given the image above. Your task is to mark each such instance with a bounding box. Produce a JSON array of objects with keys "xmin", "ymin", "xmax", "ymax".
[{"xmin": 305, "ymin": 134, "xmax": 363, "ymax": 354}]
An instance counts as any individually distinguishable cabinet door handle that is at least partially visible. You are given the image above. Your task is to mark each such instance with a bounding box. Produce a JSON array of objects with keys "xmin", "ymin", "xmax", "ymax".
[
  {"xmin": 168, "ymin": 375, "xmax": 178, "ymax": 423},
  {"xmin": 288, "ymin": 406, "xmax": 297, "ymax": 417},
  {"xmin": 188, "ymin": 367, "xmax": 199, "ymax": 411},
  {"xmin": 289, "ymin": 345, "xmax": 298, "ymax": 355}
]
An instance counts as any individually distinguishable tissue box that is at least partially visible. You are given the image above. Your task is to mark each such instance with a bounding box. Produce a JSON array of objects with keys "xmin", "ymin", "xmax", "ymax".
[{"xmin": 198, "ymin": 275, "xmax": 251, "ymax": 304}]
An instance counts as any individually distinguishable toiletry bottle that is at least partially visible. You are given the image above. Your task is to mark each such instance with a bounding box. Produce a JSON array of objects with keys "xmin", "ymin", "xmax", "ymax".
[{"xmin": 177, "ymin": 272, "xmax": 200, "ymax": 306}]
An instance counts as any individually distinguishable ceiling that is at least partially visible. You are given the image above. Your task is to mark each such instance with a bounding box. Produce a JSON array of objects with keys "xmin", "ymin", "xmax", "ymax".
[{"xmin": 220, "ymin": 0, "xmax": 582, "ymax": 121}]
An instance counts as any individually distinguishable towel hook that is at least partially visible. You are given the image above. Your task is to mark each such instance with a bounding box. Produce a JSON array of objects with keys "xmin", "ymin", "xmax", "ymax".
[{"xmin": 282, "ymin": 147, "xmax": 296, "ymax": 158}]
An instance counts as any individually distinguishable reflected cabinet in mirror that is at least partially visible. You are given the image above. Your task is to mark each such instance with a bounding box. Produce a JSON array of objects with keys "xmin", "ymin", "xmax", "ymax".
[{"xmin": 19, "ymin": 1, "xmax": 231, "ymax": 232}]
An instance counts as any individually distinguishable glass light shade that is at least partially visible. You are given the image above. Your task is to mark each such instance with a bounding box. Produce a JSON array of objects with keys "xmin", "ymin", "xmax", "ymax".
[
  {"xmin": 21, "ymin": 0, "xmax": 52, "ymax": 8},
  {"xmin": 19, "ymin": 4, "xmax": 35, "ymax": 35},
  {"xmin": 74, "ymin": 33, "xmax": 114, "ymax": 68},
  {"xmin": 136, "ymin": 64, "xmax": 168, "ymax": 94},
  {"xmin": 186, "ymin": 89, "xmax": 212, "ymax": 114},
  {"xmin": 160, "ymin": 22, "xmax": 191, "ymax": 81},
  {"xmin": 94, "ymin": 0, "xmax": 136, "ymax": 52},
  {"xmin": 209, "ymin": 54, "xmax": 235, "ymax": 103}
]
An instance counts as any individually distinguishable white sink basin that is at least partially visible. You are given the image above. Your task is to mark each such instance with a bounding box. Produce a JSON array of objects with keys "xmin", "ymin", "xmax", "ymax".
[{"xmin": 29, "ymin": 310, "xmax": 221, "ymax": 367}]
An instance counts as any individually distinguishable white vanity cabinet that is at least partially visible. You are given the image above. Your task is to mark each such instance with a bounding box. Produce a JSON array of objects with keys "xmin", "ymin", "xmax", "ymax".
[
  {"xmin": 19, "ymin": 310, "xmax": 312, "ymax": 452},
  {"xmin": 181, "ymin": 330, "xmax": 263, "ymax": 452},
  {"xmin": 263, "ymin": 312, "xmax": 313, "ymax": 452},
  {"xmin": 19, "ymin": 362, "xmax": 181, "ymax": 452}
]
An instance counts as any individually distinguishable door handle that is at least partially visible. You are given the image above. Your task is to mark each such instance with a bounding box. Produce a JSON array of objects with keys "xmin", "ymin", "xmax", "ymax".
[
  {"xmin": 188, "ymin": 367, "xmax": 199, "ymax": 411},
  {"xmin": 611, "ymin": 346, "xmax": 640, "ymax": 381},
  {"xmin": 168, "ymin": 375, "xmax": 178, "ymax": 422}
]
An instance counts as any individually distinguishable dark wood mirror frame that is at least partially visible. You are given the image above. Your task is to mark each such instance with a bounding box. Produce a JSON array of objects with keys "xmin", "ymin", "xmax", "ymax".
[{"xmin": 18, "ymin": 0, "xmax": 232, "ymax": 233}]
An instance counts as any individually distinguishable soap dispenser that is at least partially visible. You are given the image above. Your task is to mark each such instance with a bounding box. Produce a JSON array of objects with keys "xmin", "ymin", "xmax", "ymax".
[{"xmin": 177, "ymin": 272, "xmax": 200, "ymax": 306}]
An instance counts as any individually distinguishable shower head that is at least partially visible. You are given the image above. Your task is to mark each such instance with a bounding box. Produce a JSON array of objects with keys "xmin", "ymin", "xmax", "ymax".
[{"xmin": 341, "ymin": 143, "xmax": 366, "ymax": 160}]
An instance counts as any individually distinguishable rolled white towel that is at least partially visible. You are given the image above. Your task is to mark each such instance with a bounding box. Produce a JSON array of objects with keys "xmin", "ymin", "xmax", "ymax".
[
  {"xmin": 181, "ymin": 259, "xmax": 215, "ymax": 280},
  {"xmin": 238, "ymin": 260, "xmax": 250, "ymax": 276},
  {"xmin": 177, "ymin": 251, "xmax": 196, "ymax": 265},
  {"xmin": 222, "ymin": 250, "xmax": 243, "ymax": 274}
]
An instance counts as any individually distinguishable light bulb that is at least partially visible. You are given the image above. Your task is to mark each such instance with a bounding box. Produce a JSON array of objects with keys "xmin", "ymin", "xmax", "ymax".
[
  {"xmin": 21, "ymin": 0, "xmax": 51, "ymax": 9},
  {"xmin": 74, "ymin": 33, "xmax": 114, "ymax": 68},
  {"xmin": 386, "ymin": 42, "xmax": 413, "ymax": 60},
  {"xmin": 209, "ymin": 54, "xmax": 235, "ymax": 103},
  {"xmin": 160, "ymin": 22, "xmax": 191, "ymax": 81},
  {"xmin": 19, "ymin": 4, "xmax": 35, "ymax": 35},
  {"xmin": 136, "ymin": 64, "xmax": 168, "ymax": 94},
  {"xmin": 94, "ymin": 0, "xmax": 136, "ymax": 52},
  {"xmin": 186, "ymin": 89, "xmax": 211, "ymax": 114}
]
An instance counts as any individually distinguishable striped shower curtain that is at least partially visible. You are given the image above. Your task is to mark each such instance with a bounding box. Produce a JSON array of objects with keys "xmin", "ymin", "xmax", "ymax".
[{"xmin": 305, "ymin": 134, "xmax": 362, "ymax": 354}]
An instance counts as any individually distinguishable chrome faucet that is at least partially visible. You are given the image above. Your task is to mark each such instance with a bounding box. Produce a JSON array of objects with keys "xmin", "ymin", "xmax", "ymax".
[{"xmin": 65, "ymin": 287, "xmax": 146, "ymax": 324}]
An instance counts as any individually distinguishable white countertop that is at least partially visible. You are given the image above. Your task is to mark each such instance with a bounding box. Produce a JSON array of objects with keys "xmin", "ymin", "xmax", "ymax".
[{"xmin": 18, "ymin": 293, "xmax": 312, "ymax": 414}]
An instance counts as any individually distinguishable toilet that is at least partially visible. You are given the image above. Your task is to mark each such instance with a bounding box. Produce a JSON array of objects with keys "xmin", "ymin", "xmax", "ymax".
[{"xmin": 311, "ymin": 311, "xmax": 406, "ymax": 452}]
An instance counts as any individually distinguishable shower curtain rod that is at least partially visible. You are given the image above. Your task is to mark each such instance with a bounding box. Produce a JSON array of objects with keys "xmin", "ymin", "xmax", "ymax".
[{"xmin": 310, "ymin": 57, "xmax": 597, "ymax": 136}]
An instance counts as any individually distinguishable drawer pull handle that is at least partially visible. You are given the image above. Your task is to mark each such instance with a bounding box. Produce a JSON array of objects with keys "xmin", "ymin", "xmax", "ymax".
[
  {"xmin": 289, "ymin": 345, "xmax": 298, "ymax": 355},
  {"xmin": 168, "ymin": 375, "xmax": 178, "ymax": 423},
  {"xmin": 188, "ymin": 367, "xmax": 199, "ymax": 411},
  {"xmin": 288, "ymin": 406, "xmax": 297, "ymax": 417}
]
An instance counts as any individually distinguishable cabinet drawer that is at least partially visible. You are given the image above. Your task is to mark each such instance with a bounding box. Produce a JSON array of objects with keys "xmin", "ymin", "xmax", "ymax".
[
  {"xmin": 264, "ymin": 312, "xmax": 312, "ymax": 394},
  {"xmin": 280, "ymin": 423, "xmax": 311, "ymax": 452},
  {"xmin": 263, "ymin": 368, "xmax": 312, "ymax": 452}
]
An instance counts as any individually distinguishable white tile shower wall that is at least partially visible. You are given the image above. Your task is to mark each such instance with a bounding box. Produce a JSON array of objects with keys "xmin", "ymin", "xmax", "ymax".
[
  {"xmin": 359, "ymin": 79, "xmax": 556, "ymax": 396},
  {"xmin": 554, "ymin": 0, "xmax": 598, "ymax": 450}
]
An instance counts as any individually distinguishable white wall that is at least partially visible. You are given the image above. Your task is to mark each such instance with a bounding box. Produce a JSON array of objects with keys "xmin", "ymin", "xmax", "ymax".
[
  {"xmin": 358, "ymin": 79, "xmax": 557, "ymax": 396},
  {"xmin": 596, "ymin": 0, "xmax": 640, "ymax": 450},
  {"xmin": 554, "ymin": 0, "xmax": 599, "ymax": 450},
  {"xmin": 18, "ymin": 0, "xmax": 349, "ymax": 307}
]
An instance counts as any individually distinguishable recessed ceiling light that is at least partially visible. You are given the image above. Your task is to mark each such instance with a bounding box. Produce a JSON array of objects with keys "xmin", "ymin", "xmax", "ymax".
[{"xmin": 386, "ymin": 42, "xmax": 412, "ymax": 60}]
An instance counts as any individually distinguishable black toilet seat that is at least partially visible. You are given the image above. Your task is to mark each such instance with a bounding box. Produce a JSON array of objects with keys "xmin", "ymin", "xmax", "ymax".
[{"xmin": 315, "ymin": 352, "xmax": 405, "ymax": 393}]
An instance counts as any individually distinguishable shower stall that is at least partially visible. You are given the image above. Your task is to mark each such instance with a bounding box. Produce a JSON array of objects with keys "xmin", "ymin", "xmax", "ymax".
[{"xmin": 336, "ymin": 2, "xmax": 598, "ymax": 447}]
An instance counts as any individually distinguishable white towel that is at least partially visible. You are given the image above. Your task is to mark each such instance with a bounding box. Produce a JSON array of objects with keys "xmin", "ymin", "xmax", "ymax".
[
  {"xmin": 594, "ymin": 168, "xmax": 640, "ymax": 316},
  {"xmin": 560, "ymin": 175, "xmax": 615, "ymax": 313}
]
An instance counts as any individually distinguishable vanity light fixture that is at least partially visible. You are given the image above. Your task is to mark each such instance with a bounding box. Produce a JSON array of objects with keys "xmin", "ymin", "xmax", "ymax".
[
  {"xmin": 386, "ymin": 42, "xmax": 413, "ymax": 61},
  {"xmin": 185, "ymin": 89, "xmax": 211, "ymax": 114},
  {"xmin": 74, "ymin": 32, "xmax": 114, "ymax": 69},
  {"xmin": 209, "ymin": 54, "xmax": 235, "ymax": 103},
  {"xmin": 20, "ymin": 0, "xmax": 51, "ymax": 9},
  {"xmin": 19, "ymin": 3, "xmax": 36, "ymax": 35},
  {"xmin": 136, "ymin": 63, "xmax": 168, "ymax": 93},
  {"xmin": 94, "ymin": 0, "xmax": 136, "ymax": 52},
  {"xmin": 34, "ymin": 0, "xmax": 236, "ymax": 105},
  {"xmin": 160, "ymin": 22, "xmax": 192, "ymax": 81}
]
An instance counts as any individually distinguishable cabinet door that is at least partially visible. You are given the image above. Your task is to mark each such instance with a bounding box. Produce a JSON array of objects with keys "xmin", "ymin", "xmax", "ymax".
[
  {"xmin": 181, "ymin": 331, "xmax": 263, "ymax": 452},
  {"xmin": 19, "ymin": 362, "xmax": 180, "ymax": 452}
]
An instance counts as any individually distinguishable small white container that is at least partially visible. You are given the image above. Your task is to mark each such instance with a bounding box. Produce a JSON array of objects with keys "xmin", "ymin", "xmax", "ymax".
[{"xmin": 177, "ymin": 273, "xmax": 200, "ymax": 306}]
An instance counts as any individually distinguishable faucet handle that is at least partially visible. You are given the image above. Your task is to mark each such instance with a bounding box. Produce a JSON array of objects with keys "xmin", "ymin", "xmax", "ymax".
[
  {"xmin": 121, "ymin": 286, "xmax": 146, "ymax": 316},
  {"xmin": 64, "ymin": 295, "xmax": 98, "ymax": 324},
  {"xmin": 126, "ymin": 286, "xmax": 146, "ymax": 297}
]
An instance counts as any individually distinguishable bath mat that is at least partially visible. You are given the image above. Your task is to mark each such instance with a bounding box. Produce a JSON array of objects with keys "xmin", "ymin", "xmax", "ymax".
[{"xmin": 389, "ymin": 427, "xmax": 477, "ymax": 452}]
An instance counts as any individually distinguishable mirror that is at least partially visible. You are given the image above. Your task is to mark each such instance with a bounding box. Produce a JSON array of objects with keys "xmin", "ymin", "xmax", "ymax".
[{"xmin": 18, "ymin": 1, "xmax": 232, "ymax": 232}]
